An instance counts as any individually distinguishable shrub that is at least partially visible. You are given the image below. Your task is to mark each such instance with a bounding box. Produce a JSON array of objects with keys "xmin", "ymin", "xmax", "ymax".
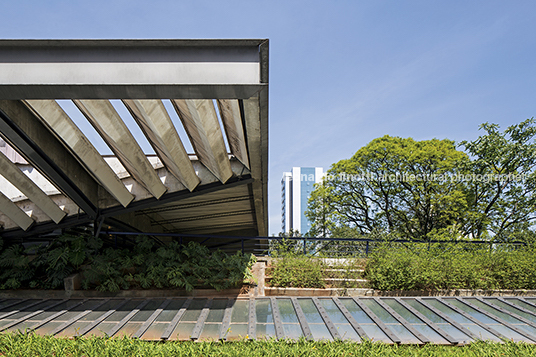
[
  {"xmin": 0, "ymin": 234, "xmax": 255, "ymax": 292},
  {"xmin": 81, "ymin": 237, "xmax": 256, "ymax": 292},
  {"xmin": 0, "ymin": 233, "xmax": 101, "ymax": 290},
  {"xmin": 270, "ymin": 256, "xmax": 325, "ymax": 288},
  {"xmin": 365, "ymin": 242, "xmax": 536, "ymax": 291}
]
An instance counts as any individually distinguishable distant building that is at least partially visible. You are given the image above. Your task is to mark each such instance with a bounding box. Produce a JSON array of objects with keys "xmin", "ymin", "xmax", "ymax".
[{"xmin": 281, "ymin": 167, "xmax": 324, "ymax": 234}]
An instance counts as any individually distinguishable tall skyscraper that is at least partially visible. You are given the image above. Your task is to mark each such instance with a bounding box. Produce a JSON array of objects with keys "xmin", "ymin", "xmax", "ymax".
[{"xmin": 281, "ymin": 167, "xmax": 324, "ymax": 234}]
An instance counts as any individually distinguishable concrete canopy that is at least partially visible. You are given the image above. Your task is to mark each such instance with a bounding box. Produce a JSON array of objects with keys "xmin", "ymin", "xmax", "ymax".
[{"xmin": 0, "ymin": 39, "xmax": 268, "ymax": 240}]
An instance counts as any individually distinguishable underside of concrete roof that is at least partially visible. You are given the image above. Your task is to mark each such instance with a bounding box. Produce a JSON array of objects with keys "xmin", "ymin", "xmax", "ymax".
[{"xmin": 0, "ymin": 39, "xmax": 268, "ymax": 241}]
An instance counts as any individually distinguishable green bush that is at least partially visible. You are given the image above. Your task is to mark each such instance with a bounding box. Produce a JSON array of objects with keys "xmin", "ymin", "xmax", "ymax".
[
  {"xmin": 82, "ymin": 238, "xmax": 256, "ymax": 292},
  {"xmin": 268, "ymin": 238, "xmax": 325, "ymax": 288},
  {"xmin": 0, "ymin": 234, "xmax": 255, "ymax": 292},
  {"xmin": 0, "ymin": 234, "xmax": 101, "ymax": 290},
  {"xmin": 270, "ymin": 256, "xmax": 325, "ymax": 288},
  {"xmin": 365, "ymin": 243, "xmax": 536, "ymax": 291}
]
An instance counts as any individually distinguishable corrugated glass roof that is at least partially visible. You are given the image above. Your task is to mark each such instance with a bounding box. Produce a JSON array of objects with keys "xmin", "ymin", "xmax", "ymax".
[{"xmin": 1, "ymin": 296, "xmax": 536, "ymax": 344}]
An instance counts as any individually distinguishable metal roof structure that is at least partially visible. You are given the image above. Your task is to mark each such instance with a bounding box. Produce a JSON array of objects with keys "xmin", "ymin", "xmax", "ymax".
[
  {"xmin": 2, "ymin": 296, "xmax": 536, "ymax": 343},
  {"xmin": 0, "ymin": 40, "xmax": 268, "ymax": 240}
]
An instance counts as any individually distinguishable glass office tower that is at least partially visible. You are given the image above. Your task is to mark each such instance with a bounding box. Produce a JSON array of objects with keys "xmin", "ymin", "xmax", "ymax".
[{"xmin": 281, "ymin": 167, "xmax": 323, "ymax": 234}]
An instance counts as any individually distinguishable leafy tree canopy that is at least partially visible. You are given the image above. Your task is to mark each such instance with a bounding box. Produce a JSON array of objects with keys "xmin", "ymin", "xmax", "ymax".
[
  {"xmin": 306, "ymin": 118, "xmax": 536, "ymax": 242},
  {"xmin": 307, "ymin": 136, "xmax": 469, "ymax": 240},
  {"xmin": 460, "ymin": 119, "xmax": 536, "ymax": 240}
]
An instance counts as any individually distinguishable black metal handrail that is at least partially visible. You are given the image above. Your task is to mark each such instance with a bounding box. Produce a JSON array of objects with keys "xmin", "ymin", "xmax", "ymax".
[{"xmin": 104, "ymin": 231, "xmax": 528, "ymax": 256}]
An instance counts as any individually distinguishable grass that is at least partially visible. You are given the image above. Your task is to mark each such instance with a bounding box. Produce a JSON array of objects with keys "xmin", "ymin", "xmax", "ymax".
[{"xmin": 1, "ymin": 333, "xmax": 536, "ymax": 356}]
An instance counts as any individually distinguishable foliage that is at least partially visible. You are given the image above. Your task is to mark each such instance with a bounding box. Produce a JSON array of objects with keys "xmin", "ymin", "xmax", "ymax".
[
  {"xmin": 81, "ymin": 247, "xmax": 131, "ymax": 292},
  {"xmin": 269, "ymin": 239, "xmax": 368, "ymax": 289},
  {"xmin": 269, "ymin": 238, "xmax": 536, "ymax": 290},
  {"xmin": 460, "ymin": 118, "xmax": 536, "ymax": 240},
  {"xmin": 0, "ymin": 233, "xmax": 101, "ymax": 289},
  {"xmin": 307, "ymin": 136, "xmax": 469, "ymax": 240},
  {"xmin": 311, "ymin": 229, "xmax": 399, "ymax": 258},
  {"xmin": 269, "ymin": 229, "xmax": 313, "ymax": 255},
  {"xmin": 269, "ymin": 237, "xmax": 325, "ymax": 288},
  {"xmin": 0, "ymin": 244, "xmax": 34, "ymax": 289},
  {"xmin": 0, "ymin": 234, "xmax": 255, "ymax": 292},
  {"xmin": 44, "ymin": 234, "xmax": 103, "ymax": 289},
  {"xmin": 270, "ymin": 256, "xmax": 325, "ymax": 288},
  {"xmin": 81, "ymin": 237, "xmax": 256, "ymax": 292},
  {"xmin": 307, "ymin": 119, "xmax": 536, "ymax": 242},
  {"xmin": 3, "ymin": 332, "xmax": 536, "ymax": 357},
  {"xmin": 365, "ymin": 242, "xmax": 536, "ymax": 291}
]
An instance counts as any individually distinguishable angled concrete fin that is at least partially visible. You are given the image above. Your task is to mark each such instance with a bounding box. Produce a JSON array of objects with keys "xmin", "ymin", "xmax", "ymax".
[
  {"xmin": 0, "ymin": 151, "xmax": 66, "ymax": 224},
  {"xmin": 122, "ymin": 99, "xmax": 199, "ymax": 192},
  {"xmin": 0, "ymin": 191, "xmax": 34, "ymax": 231},
  {"xmin": 0, "ymin": 100, "xmax": 100, "ymax": 218},
  {"xmin": 217, "ymin": 99, "xmax": 250, "ymax": 169},
  {"xmin": 24, "ymin": 100, "xmax": 134, "ymax": 208},
  {"xmin": 73, "ymin": 100, "xmax": 167, "ymax": 199},
  {"xmin": 171, "ymin": 99, "xmax": 233, "ymax": 183}
]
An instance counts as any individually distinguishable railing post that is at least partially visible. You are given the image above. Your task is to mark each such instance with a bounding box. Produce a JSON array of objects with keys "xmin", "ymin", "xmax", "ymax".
[
  {"xmin": 303, "ymin": 239, "xmax": 306, "ymax": 255},
  {"xmin": 366, "ymin": 241, "xmax": 369, "ymax": 256}
]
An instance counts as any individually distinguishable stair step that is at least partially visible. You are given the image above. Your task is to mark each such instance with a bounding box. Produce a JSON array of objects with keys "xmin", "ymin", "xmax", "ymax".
[
  {"xmin": 325, "ymin": 269, "xmax": 364, "ymax": 272},
  {"xmin": 265, "ymin": 276, "xmax": 367, "ymax": 283}
]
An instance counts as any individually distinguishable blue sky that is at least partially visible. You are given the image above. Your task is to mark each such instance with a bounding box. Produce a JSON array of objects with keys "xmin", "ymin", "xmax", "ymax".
[{"xmin": 2, "ymin": 0, "xmax": 536, "ymax": 235}]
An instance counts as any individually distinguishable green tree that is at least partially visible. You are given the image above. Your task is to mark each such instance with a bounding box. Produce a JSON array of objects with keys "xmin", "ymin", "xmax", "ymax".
[
  {"xmin": 306, "ymin": 135, "xmax": 470, "ymax": 240},
  {"xmin": 306, "ymin": 182, "xmax": 335, "ymax": 238},
  {"xmin": 460, "ymin": 118, "xmax": 536, "ymax": 240}
]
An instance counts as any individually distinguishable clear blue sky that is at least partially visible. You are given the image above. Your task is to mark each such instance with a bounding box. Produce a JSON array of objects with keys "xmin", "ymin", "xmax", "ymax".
[{"xmin": 3, "ymin": 0, "xmax": 536, "ymax": 235}]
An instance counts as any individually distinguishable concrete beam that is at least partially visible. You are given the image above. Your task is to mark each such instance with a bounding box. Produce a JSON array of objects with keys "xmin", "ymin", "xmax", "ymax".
[
  {"xmin": 0, "ymin": 191, "xmax": 34, "ymax": 231},
  {"xmin": 99, "ymin": 157, "xmax": 248, "ymax": 207},
  {"xmin": 0, "ymin": 151, "xmax": 66, "ymax": 224},
  {"xmin": 74, "ymin": 100, "xmax": 167, "ymax": 199},
  {"xmin": 172, "ymin": 99, "xmax": 233, "ymax": 183},
  {"xmin": 102, "ymin": 176, "xmax": 254, "ymax": 219},
  {"xmin": 217, "ymin": 99, "xmax": 250, "ymax": 169},
  {"xmin": 0, "ymin": 40, "xmax": 266, "ymax": 100},
  {"xmin": 0, "ymin": 100, "xmax": 99, "ymax": 218},
  {"xmin": 122, "ymin": 100, "xmax": 199, "ymax": 191},
  {"xmin": 24, "ymin": 100, "xmax": 134, "ymax": 208}
]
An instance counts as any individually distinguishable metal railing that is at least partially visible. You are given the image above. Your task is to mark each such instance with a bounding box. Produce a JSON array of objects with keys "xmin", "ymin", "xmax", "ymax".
[{"xmin": 104, "ymin": 231, "xmax": 529, "ymax": 257}]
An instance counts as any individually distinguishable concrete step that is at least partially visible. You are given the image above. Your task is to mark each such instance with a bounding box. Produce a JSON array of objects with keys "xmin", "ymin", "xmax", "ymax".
[{"xmin": 324, "ymin": 268, "xmax": 364, "ymax": 273}]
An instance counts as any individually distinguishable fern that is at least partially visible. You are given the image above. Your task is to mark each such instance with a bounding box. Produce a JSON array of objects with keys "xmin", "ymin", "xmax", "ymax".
[
  {"xmin": 0, "ymin": 245, "xmax": 35, "ymax": 289},
  {"xmin": 1, "ymin": 233, "xmax": 255, "ymax": 292}
]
